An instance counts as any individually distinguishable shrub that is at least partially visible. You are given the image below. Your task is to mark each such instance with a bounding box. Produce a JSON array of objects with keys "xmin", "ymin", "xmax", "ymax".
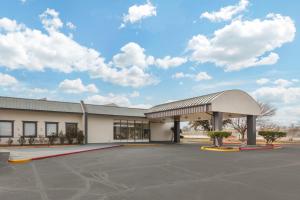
[
  {"xmin": 58, "ymin": 131, "xmax": 65, "ymax": 145},
  {"xmin": 48, "ymin": 133, "xmax": 58, "ymax": 145},
  {"xmin": 7, "ymin": 138, "xmax": 13, "ymax": 146},
  {"xmin": 258, "ymin": 131, "xmax": 287, "ymax": 144},
  {"xmin": 207, "ymin": 131, "xmax": 232, "ymax": 147},
  {"xmin": 66, "ymin": 127, "xmax": 77, "ymax": 144},
  {"xmin": 38, "ymin": 135, "xmax": 46, "ymax": 144},
  {"xmin": 17, "ymin": 135, "xmax": 26, "ymax": 146},
  {"xmin": 28, "ymin": 137, "xmax": 35, "ymax": 145},
  {"xmin": 77, "ymin": 130, "xmax": 85, "ymax": 144}
]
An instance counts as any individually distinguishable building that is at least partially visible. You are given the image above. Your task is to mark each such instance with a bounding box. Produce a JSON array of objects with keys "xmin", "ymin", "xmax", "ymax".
[{"xmin": 0, "ymin": 90, "xmax": 261, "ymax": 145}]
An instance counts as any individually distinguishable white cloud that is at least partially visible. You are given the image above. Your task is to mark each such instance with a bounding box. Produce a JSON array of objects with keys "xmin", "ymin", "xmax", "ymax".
[
  {"xmin": 188, "ymin": 14, "xmax": 296, "ymax": 71},
  {"xmin": 252, "ymin": 86, "xmax": 300, "ymax": 104},
  {"xmin": 0, "ymin": 73, "xmax": 18, "ymax": 86},
  {"xmin": 155, "ymin": 56, "xmax": 187, "ymax": 69},
  {"xmin": 200, "ymin": 0, "xmax": 249, "ymax": 22},
  {"xmin": 112, "ymin": 42, "xmax": 154, "ymax": 69},
  {"xmin": 121, "ymin": 1, "xmax": 156, "ymax": 28},
  {"xmin": 0, "ymin": 9, "xmax": 158, "ymax": 88},
  {"xmin": 274, "ymin": 79, "xmax": 293, "ymax": 87},
  {"xmin": 39, "ymin": 8, "xmax": 63, "ymax": 32},
  {"xmin": 59, "ymin": 78, "xmax": 98, "ymax": 94},
  {"xmin": 256, "ymin": 78, "xmax": 270, "ymax": 85},
  {"xmin": 195, "ymin": 72, "xmax": 212, "ymax": 81},
  {"xmin": 172, "ymin": 72, "xmax": 186, "ymax": 79},
  {"xmin": 66, "ymin": 22, "xmax": 76, "ymax": 30},
  {"xmin": 85, "ymin": 93, "xmax": 151, "ymax": 109},
  {"xmin": 130, "ymin": 91, "xmax": 140, "ymax": 98},
  {"xmin": 172, "ymin": 71, "xmax": 212, "ymax": 81}
]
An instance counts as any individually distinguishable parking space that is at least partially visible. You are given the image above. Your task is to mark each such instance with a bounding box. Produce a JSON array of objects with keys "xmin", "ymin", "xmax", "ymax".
[{"xmin": 0, "ymin": 144, "xmax": 300, "ymax": 200}]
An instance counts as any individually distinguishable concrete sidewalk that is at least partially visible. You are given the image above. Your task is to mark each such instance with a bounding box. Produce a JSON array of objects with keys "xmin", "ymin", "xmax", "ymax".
[{"xmin": 1, "ymin": 144, "xmax": 121, "ymax": 162}]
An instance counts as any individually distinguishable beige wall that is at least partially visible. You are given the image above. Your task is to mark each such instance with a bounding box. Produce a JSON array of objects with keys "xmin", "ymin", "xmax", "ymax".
[
  {"xmin": 0, "ymin": 109, "xmax": 83, "ymax": 144},
  {"xmin": 150, "ymin": 122, "xmax": 173, "ymax": 142},
  {"xmin": 87, "ymin": 115, "xmax": 114, "ymax": 143},
  {"xmin": 87, "ymin": 114, "xmax": 149, "ymax": 143}
]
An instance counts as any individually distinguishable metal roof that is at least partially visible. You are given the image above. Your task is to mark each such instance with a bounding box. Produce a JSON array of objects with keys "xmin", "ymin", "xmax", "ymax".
[
  {"xmin": 146, "ymin": 91, "xmax": 223, "ymax": 114},
  {"xmin": 0, "ymin": 96, "xmax": 82, "ymax": 113},
  {"xmin": 0, "ymin": 96, "xmax": 147, "ymax": 117},
  {"xmin": 86, "ymin": 104, "xmax": 147, "ymax": 118}
]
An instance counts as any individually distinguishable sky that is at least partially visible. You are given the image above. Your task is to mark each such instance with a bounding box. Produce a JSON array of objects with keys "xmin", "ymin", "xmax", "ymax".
[{"xmin": 0, "ymin": 0, "xmax": 299, "ymax": 125}]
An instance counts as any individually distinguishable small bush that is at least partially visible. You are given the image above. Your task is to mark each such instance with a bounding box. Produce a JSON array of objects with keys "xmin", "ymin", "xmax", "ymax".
[
  {"xmin": 38, "ymin": 135, "xmax": 46, "ymax": 144},
  {"xmin": 18, "ymin": 136, "xmax": 26, "ymax": 146},
  {"xmin": 7, "ymin": 138, "xmax": 13, "ymax": 146},
  {"xmin": 28, "ymin": 137, "xmax": 35, "ymax": 145},
  {"xmin": 77, "ymin": 130, "xmax": 85, "ymax": 144},
  {"xmin": 48, "ymin": 133, "xmax": 58, "ymax": 145},
  {"xmin": 258, "ymin": 131, "xmax": 287, "ymax": 144},
  {"xmin": 58, "ymin": 131, "xmax": 65, "ymax": 145},
  {"xmin": 207, "ymin": 131, "xmax": 232, "ymax": 147},
  {"xmin": 66, "ymin": 127, "xmax": 77, "ymax": 144}
]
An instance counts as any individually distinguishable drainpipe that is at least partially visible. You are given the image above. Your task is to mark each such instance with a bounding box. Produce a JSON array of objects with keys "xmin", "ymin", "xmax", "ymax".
[{"xmin": 80, "ymin": 100, "xmax": 88, "ymax": 144}]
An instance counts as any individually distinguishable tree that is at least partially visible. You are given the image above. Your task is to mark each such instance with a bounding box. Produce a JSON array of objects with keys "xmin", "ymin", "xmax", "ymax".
[
  {"xmin": 230, "ymin": 101, "xmax": 277, "ymax": 141},
  {"xmin": 189, "ymin": 119, "xmax": 232, "ymax": 131},
  {"xmin": 258, "ymin": 131, "xmax": 286, "ymax": 144}
]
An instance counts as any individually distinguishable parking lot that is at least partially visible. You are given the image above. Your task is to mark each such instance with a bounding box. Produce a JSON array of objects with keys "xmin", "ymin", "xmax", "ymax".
[{"xmin": 1, "ymin": 144, "xmax": 300, "ymax": 200}]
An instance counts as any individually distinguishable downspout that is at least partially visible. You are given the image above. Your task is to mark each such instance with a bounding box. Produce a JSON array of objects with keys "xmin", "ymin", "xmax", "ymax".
[{"xmin": 80, "ymin": 100, "xmax": 88, "ymax": 144}]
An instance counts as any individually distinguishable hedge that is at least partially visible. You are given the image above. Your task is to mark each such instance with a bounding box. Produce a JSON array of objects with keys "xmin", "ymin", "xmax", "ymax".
[{"xmin": 258, "ymin": 131, "xmax": 286, "ymax": 144}]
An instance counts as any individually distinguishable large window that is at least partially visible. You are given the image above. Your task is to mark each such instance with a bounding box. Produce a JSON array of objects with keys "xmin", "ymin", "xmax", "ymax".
[
  {"xmin": 45, "ymin": 122, "xmax": 58, "ymax": 137},
  {"xmin": 113, "ymin": 120, "xmax": 150, "ymax": 141},
  {"xmin": 23, "ymin": 121, "xmax": 37, "ymax": 137},
  {"xmin": 0, "ymin": 121, "xmax": 14, "ymax": 137}
]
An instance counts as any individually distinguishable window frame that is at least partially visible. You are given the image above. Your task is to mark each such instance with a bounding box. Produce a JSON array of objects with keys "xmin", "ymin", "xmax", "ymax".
[
  {"xmin": 45, "ymin": 122, "xmax": 59, "ymax": 137},
  {"xmin": 23, "ymin": 121, "xmax": 38, "ymax": 138},
  {"xmin": 0, "ymin": 120, "xmax": 14, "ymax": 138}
]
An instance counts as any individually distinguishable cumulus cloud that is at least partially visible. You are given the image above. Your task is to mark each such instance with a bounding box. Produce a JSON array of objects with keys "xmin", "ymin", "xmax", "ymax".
[
  {"xmin": 85, "ymin": 93, "xmax": 151, "ymax": 109},
  {"xmin": 188, "ymin": 13, "xmax": 295, "ymax": 71},
  {"xmin": 274, "ymin": 78, "xmax": 293, "ymax": 87},
  {"xmin": 112, "ymin": 42, "xmax": 154, "ymax": 69},
  {"xmin": 172, "ymin": 71, "xmax": 212, "ymax": 81},
  {"xmin": 155, "ymin": 56, "xmax": 187, "ymax": 69},
  {"xmin": 66, "ymin": 22, "xmax": 76, "ymax": 30},
  {"xmin": 120, "ymin": 1, "xmax": 156, "ymax": 28},
  {"xmin": 195, "ymin": 72, "xmax": 212, "ymax": 81},
  {"xmin": 256, "ymin": 78, "xmax": 270, "ymax": 85},
  {"xmin": 200, "ymin": 0, "xmax": 249, "ymax": 22},
  {"xmin": 59, "ymin": 78, "xmax": 98, "ymax": 94},
  {"xmin": 0, "ymin": 9, "xmax": 160, "ymax": 88},
  {"xmin": 0, "ymin": 73, "xmax": 18, "ymax": 86}
]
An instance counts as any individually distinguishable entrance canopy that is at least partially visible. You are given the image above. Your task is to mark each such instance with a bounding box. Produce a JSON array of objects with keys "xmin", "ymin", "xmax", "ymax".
[{"xmin": 145, "ymin": 90, "xmax": 261, "ymax": 120}]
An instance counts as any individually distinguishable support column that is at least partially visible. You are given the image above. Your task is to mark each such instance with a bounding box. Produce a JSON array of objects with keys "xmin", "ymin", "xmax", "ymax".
[
  {"xmin": 212, "ymin": 112, "xmax": 223, "ymax": 131},
  {"xmin": 173, "ymin": 116, "xmax": 180, "ymax": 143},
  {"xmin": 247, "ymin": 115, "xmax": 256, "ymax": 145}
]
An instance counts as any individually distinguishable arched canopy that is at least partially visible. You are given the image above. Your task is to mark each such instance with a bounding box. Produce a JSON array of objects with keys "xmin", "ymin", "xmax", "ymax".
[{"xmin": 145, "ymin": 90, "xmax": 261, "ymax": 120}]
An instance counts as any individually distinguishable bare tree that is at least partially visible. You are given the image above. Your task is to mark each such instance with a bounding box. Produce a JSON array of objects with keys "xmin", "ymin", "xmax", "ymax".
[{"xmin": 230, "ymin": 101, "xmax": 277, "ymax": 141}]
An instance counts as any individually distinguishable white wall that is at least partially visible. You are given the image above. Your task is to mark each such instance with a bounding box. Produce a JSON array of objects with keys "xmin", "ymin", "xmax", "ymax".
[
  {"xmin": 87, "ymin": 115, "xmax": 114, "ymax": 143},
  {"xmin": 150, "ymin": 122, "xmax": 173, "ymax": 142},
  {"xmin": 0, "ymin": 109, "xmax": 83, "ymax": 144}
]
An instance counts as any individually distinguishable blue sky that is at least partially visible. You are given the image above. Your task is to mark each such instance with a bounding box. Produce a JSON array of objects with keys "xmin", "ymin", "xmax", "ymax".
[{"xmin": 0, "ymin": 0, "xmax": 299, "ymax": 125}]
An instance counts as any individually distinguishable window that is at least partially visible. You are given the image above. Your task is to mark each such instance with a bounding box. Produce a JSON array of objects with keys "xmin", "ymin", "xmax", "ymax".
[
  {"xmin": 113, "ymin": 120, "xmax": 150, "ymax": 141},
  {"xmin": 45, "ymin": 122, "xmax": 58, "ymax": 137},
  {"xmin": 23, "ymin": 121, "xmax": 37, "ymax": 137},
  {"xmin": 66, "ymin": 123, "xmax": 77, "ymax": 136},
  {"xmin": 0, "ymin": 121, "xmax": 14, "ymax": 137}
]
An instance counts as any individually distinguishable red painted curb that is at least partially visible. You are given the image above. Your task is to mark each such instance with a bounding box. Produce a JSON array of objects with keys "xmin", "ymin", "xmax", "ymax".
[
  {"xmin": 31, "ymin": 145, "xmax": 123, "ymax": 161},
  {"xmin": 239, "ymin": 145, "xmax": 278, "ymax": 151}
]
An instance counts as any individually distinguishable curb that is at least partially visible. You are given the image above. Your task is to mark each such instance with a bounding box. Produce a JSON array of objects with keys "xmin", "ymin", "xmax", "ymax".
[
  {"xmin": 8, "ymin": 145, "xmax": 122, "ymax": 163},
  {"xmin": 200, "ymin": 146, "xmax": 240, "ymax": 152}
]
